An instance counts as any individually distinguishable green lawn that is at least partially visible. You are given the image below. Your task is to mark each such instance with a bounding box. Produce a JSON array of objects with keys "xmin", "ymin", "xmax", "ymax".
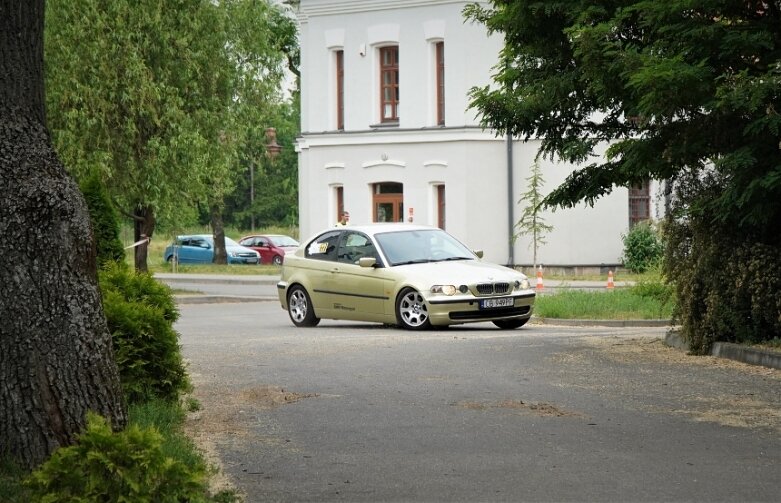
[{"xmin": 534, "ymin": 287, "xmax": 674, "ymax": 320}]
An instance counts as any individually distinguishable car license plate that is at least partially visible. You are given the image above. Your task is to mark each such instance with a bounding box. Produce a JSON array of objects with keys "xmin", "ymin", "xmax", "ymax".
[{"xmin": 480, "ymin": 297, "xmax": 514, "ymax": 309}]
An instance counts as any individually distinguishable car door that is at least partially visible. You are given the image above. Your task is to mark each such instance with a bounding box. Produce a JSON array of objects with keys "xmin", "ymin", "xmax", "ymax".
[
  {"xmin": 303, "ymin": 230, "xmax": 342, "ymax": 315},
  {"xmin": 328, "ymin": 231, "xmax": 388, "ymax": 319},
  {"xmin": 254, "ymin": 237, "xmax": 272, "ymax": 263},
  {"xmin": 187, "ymin": 237, "xmax": 213, "ymax": 263}
]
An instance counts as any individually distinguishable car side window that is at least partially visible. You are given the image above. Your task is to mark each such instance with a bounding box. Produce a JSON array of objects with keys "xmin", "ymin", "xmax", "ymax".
[
  {"xmin": 305, "ymin": 231, "xmax": 341, "ymax": 262},
  {"xmin": 336, "ymin": 232, "xmax": 379, "ymax": 265}
]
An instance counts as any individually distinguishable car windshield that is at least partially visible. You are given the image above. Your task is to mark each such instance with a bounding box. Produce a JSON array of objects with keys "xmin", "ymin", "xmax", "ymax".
[
  {"xmin": 374, "ymin": 229, "xmax": 475, "ymax": 266},
  {"xmin": 270, "ymin": 235, "xmax": 299, "ymax": 247}
]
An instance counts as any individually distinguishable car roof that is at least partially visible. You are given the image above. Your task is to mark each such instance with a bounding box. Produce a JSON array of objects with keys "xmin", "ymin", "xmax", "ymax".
[
  {"xmin": 313, "ymin": 223, "xmax": 440, "ymax": 240},
  {"xmin": 240, "ymin": 234, "xmax": 292, "ymax": 239},
  {"xmin": 177, "ymin": 234, "xmax": 212, "ymax": 240}
]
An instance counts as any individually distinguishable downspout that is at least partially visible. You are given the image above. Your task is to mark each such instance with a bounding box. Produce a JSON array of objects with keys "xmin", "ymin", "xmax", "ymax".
[{"xmin": 506, "ymin": 133, "xmax": 514, "ymax": 266}]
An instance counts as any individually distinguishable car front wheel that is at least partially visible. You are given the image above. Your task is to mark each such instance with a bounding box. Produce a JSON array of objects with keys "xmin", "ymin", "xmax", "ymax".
[
  {"xmin": 287, "ymin": 285, "xmax": 320, "ymax": 327},
  {"xmin": 492, "ymin": 318, "xmax": 529, "ymax": 330},
  {"xmin": 396, "ymin": 288, "xmax": 431, "ymax": 330}
]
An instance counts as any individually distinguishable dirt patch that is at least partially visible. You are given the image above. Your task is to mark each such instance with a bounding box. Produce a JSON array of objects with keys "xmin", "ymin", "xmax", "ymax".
[
  {"xmin": 184, "ymin": 384, "xmax": 318, "ymax": 498},
  {"xmin": 547, "ymin": 336, "xmax": 781, "ymax": 434},
  {"xmin": 453, "ymin": 399, "xmax": 579, "ymax": 417},
  {"xmin": 239, "ymin": 385, "xmax": 319, "ymax": 408}
]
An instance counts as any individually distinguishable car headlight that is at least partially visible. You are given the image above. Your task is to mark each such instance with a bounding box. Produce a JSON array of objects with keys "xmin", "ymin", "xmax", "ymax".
[
  {"xmin": 228, "ymin": 251, "xmax": 238, "ymax": 257},
  {"xmin": 431, "ymin": 285, "xmax": 457, "ymax": 296},
  {"xmin": 517, "ymin": 279, "xmax": 531, "ymax": 290}
]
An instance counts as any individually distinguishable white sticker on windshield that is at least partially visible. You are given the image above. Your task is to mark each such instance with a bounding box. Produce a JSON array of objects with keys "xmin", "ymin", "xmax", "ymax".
[{"xmin": 308, "ymin": 242, "xmax": 329, "ymax": 254}]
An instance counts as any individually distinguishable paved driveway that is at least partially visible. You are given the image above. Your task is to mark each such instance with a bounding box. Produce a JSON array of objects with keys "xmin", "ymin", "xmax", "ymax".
[{"xmin": 177, "ymin": 301, "xmax": 781, "ymax": 502}]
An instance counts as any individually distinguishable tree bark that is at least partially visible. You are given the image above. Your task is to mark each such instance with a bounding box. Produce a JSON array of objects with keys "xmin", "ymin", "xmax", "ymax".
[
  {"xmin": 211, "ymin": 200, "xmax": 228, "ymax": 264},
  {"xmin": 0, "ymin": 0, "xmax": 127, "ymax": 468},
  {"xmin": 132, "ymin": 205, "xmax": 155, "ymax": 273}
]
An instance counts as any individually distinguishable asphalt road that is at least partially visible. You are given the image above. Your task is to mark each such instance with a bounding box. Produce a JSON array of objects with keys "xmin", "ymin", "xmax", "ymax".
[{"xmin": 177, "ymin": 301, "xmax": 781, "ymax": 503}]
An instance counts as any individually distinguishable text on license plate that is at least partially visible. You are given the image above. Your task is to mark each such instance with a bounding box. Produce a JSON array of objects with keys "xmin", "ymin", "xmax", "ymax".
[{"xmin": 480, "ymin": 297, "xmax": 514, "ymax": 309}]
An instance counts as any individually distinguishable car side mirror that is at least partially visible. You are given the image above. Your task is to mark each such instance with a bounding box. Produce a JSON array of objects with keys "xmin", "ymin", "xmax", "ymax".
[
  {"xmin": 473, "ymin": 250, "xmax": 484, "ymax": 259},
  {"xmin": 358, "ymin": 257, "xmax": 377, "ymax": 268}
]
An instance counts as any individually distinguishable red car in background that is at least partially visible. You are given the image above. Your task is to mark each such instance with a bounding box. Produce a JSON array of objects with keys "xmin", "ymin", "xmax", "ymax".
[{"xmin": 239, "ymin": 234, "xmax": 300, "ymax": 265}]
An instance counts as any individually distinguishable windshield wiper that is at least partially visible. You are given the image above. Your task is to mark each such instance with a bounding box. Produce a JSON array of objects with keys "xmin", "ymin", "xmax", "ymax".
[
  {"xmin": 437, "ymin": 256, "xmax": 472, "ymax": 262},
  {"xmin": 393, "ymin": 259, "xmax": 434, "ymax": 266}
]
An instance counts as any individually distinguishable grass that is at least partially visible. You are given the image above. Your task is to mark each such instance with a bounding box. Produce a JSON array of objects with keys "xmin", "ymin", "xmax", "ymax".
[
  {"xmin": 534, "ymin": 287, "xmax": 675, "ymax": 320},
  {"xmin": 0, "ymin": 399, "xmax": 238, "ymax": 503}
]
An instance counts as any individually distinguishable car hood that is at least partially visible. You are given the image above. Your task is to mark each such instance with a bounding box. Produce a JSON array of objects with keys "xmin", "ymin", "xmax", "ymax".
[
  {"xmin": 228, "ymin": 245, "xmax": 257, "ymax": 254},
  {"xmin": 394, "ymin": 260, "xmax": 527, "ymax": 284}
]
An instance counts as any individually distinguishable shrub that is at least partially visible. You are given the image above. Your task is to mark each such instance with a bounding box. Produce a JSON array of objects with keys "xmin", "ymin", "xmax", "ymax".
[
  {"xmin": 81, "ymin": 172, "xmax": 125, "ymax": 267},
  {"xmin": 26, "ymin": 412, "xmax": 209, "ymax": 502},
  {"xmin": 622, "ymin": 221, "xmax": 664, "ymax": 273},
  {"xmin": 100, "ymin": 264, "xmax": 189, "ymax": 403},
  {"xmin": 664, "ymin": 212, "xmax": 781, "ymax": 354}
]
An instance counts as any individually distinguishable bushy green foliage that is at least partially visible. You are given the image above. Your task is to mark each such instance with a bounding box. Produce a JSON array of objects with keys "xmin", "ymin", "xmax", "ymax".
[
  {"xmin": 665, "ymin": 211, "xmax": 781, "ymax": 354},
  {"xmin": 622, "ymin": 222, "xmax": 664, "ymax": 273},
  {"xmin": 81, "ymin": 171, "xmax": 125, "ymax": 267},
  {"xmin": 26, "ymin": 412, "xmax": 209, "ymax": 503},
  {"xmin": 99, "ymin": 264, "xmax": 189, "ymax": 403},
  {"xmin": 0, "ymin": 458, "xmax": 31, "ymax": 503}
]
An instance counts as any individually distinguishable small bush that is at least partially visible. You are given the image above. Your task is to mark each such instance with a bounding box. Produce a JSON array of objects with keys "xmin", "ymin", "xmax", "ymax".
[
  {"xmin": 100, "ymin": 264, "xmax": 189, "ymax": 403},
  {"xmin": 26, "ymin": 412, "xmax": 209, "ymax": 502},
  {"xmin": 81, "ymin": 172, "xmax": 125, "ymax": 267},
  {"xmin": 622, "ymin": 222, "xmax": 664, "ymax": 273}
]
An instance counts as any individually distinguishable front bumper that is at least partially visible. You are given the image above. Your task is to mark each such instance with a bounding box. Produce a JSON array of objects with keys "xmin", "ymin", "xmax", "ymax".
[{"xmin": 426, "ymin": 291, "xmax": 535, "ymax": 325}]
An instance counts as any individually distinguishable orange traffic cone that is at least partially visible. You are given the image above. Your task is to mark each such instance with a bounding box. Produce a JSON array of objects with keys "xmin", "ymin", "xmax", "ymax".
[
  {"xmin": 607, "ymin": 270, "xmax": 615, "ymax": 290},
  {"xmin": 536, "ymin": 266, "xmax": 544, "ymax": 291}
]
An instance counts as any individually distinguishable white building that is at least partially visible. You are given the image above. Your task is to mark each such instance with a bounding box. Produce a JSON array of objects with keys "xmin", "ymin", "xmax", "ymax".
[{"xmin": 295, "ymin": 0, "xmax": 663, "ymax": 270}]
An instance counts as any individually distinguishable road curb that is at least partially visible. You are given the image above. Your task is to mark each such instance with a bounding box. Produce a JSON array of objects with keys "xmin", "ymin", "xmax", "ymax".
[
  {"xmin": 174, "ymin": 295, "xmax": 276, "ymax": 304},
  {"xmin": 533, "ymin": 317, "xmax": 672, "ymax": 327},
  {"xmin": 663, "ymin": 331, "xmax": 781, "ymax": 370}
]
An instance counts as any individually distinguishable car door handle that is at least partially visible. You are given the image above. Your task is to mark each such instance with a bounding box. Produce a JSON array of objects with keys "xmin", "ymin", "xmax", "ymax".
[{"xmin": 331, "ymin": 267, "xmax": 340, "ymax": 273}]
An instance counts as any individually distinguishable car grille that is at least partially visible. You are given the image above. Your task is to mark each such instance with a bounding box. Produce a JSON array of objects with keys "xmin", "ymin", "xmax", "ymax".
[
  {"xmin": 475, "ymin": 282, "xmax": 511, "ymax": 296},
  {"xmin": 237, "ymin": 253, "xmax": 257, "ymax": 258}
]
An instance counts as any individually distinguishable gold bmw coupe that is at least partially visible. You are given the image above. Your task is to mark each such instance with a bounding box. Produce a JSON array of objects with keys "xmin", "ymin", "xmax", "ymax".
[{"xmin": 277, "ymin": 224, "xmax": 535, "ymax": 330}]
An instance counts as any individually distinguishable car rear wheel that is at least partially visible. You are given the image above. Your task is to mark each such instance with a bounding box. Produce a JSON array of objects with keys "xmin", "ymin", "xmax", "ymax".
[
  {"xmin": 287, "ymin": 285, "xmax": 320, "ymax": 327},
  {"xmin": 396, "ymin": 288, "xmax": 431, "ymax": 330},
  {"xmin": 272, "ymin": 255, "xmax": 283, "ymax": 266},
  {"xmin": 492, "ymin": 318, "xmax": 529, "ymax": 330}
]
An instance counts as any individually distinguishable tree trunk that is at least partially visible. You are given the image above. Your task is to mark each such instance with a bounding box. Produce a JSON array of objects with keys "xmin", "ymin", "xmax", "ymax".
[
  {"xmin": 132, "ymin": 205, "xmax": 155, "ymax": 272},
  {"xmin": 211, "ymin": 200, "xmax": 228, "ymax": 264},
  {"xmin": 0, "ymin": 0, "xmax": 127, "ymax": 469}
]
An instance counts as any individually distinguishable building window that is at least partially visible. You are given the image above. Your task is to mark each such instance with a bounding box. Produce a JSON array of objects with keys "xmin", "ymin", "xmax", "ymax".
[
  {"xmin": 437, "ymin": 184, "xmax": 446, "ymax": 229},
  {"xmin": 336, "ymin": 50, "xmax": 344, "ymax": 130},
  {"xmin": 336, "ymin": 186, "xmax": 344, "ymax": 224},
  {"xmin": 380, "ymin": 46, "xmax": 399, "ymax": 122},
  {"xmin": 629, "ymin": 181, "xmax": 650, "ymax": 227},
  {"xmin": 373, "ymin": 182, "xmax": 403, "ymax": 222},
  {"xmin": 436, "ymin": 42, "xmax": 444, "ymax": 126}
]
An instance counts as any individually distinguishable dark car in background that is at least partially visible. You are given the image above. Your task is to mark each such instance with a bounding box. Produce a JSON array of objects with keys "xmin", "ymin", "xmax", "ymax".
[
  {"xmin": 239, "ymin": 234, "xmax": 300, "ymax": 265},
  {"xmin": 163, "ymin": 234, "xmax": 260, "ymax": 264}
]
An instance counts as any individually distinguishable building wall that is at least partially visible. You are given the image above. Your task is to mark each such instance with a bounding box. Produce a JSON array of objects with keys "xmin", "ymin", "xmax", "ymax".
[{"xmin": 296, "ymin": 0, "xmax": 663, "ymax": 267}]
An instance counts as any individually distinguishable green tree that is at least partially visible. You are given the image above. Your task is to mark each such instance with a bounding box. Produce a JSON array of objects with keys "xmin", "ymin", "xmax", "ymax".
[
  {"xmin": 515, "ymin": 160, "xmax": 553, "ymax": 269},
  {"xmin": 204, "ymin": 0, "xmax": 294, "ymax": 261},
  {"xmin": 45, "ymin": 0, "xmax": 292, "ymax": 270},
  {"xmin": 465, "ymin": 1, "xmax": 781, "ymax": 347},
  {"xmin": 0, "ymin": 0, "xmax": 126, "ymax": 469}
]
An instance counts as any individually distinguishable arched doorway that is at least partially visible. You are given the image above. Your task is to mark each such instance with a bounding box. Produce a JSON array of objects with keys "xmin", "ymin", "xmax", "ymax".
[{"xmin": 373, "ymin": 182, "xmax": 403, "ymax": 222}]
